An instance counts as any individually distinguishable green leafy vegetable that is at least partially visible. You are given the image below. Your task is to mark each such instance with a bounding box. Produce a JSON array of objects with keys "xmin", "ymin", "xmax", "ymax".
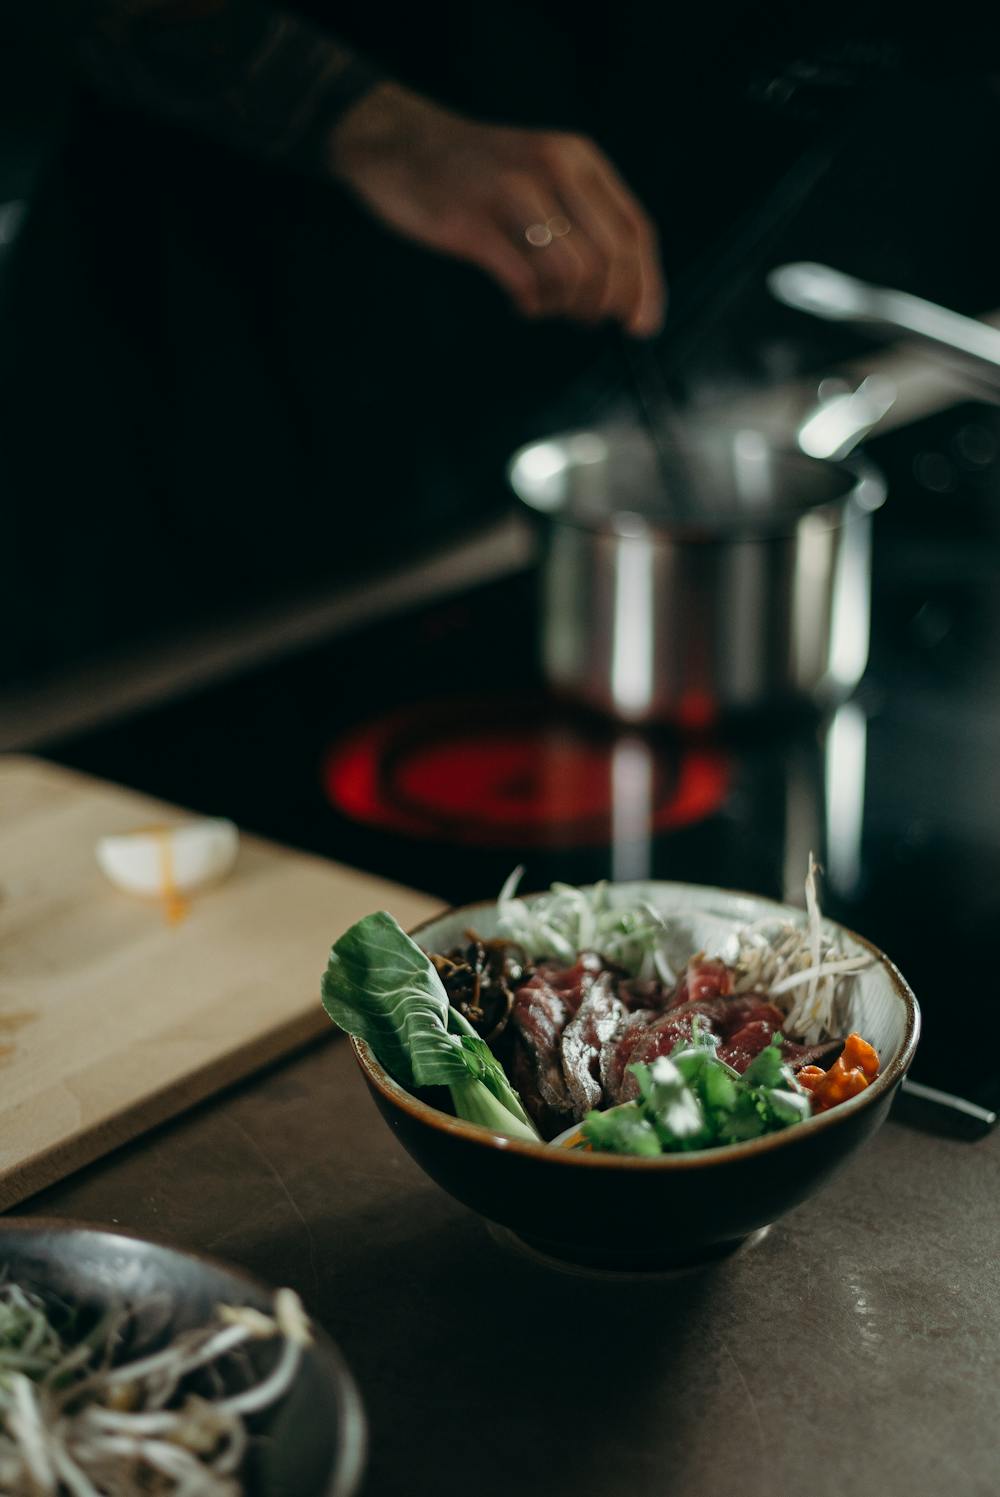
[
  {"xmin": 580, "ymin": 1103, "xmax": 662, "ymax": 1157},
  {"xmin": 322, "ymin": 910, "xmax": 466, "ymax": 1090},
  {"xmin": 581, "ymin": 1031, "xmax": 812, "ymax": 1157},
  {"xmin": 322, "ymin": 911, "xmax": 539, "ymax": 1142},
  {"xmin": 741, "ymin": 1036, "xmax": 789, "ymax": 1089},
  {"xmin": 716, "ymin": 1092, "xmax": 769, "ymax": 1143},
  {"xmin": 632, "ymin": 1059, "xmax": 712, "ymax": 1149},
  {"xmin": 765, "ymin": 1087, "xmax": 812, "ymax": 1126}
]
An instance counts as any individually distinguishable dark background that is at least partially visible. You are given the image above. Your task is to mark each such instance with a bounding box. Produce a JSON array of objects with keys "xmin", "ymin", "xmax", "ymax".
[
  {"xmin": 2, "ymin": 3, "xmax": 1000, "ymax": 682},
  {"xmin": 3, "ymin": 5, "xmax": 1000, "ymax": 1119}
]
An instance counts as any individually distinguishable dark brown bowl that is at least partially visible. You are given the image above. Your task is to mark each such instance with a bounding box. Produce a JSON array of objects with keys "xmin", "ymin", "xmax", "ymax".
[
  {"xmin": 0, "ymin": 1219, "xmax": 366, "ymax": 1496},
  {"xmin": 350, "ymin": 881, "xmax": 920, "ymax": 1271}
]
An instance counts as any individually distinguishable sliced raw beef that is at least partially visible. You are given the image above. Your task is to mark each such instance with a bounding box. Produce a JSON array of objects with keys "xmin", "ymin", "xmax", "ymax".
[
  {"xmin": 533, "ymin": 952, "xmax": 604, "ymax": 997},
  {"xmin": 670, "ymin": 957, "xmax": 734, "ymax": 1008},
  {"xmin": 507, "ymin": 1037, "xmax": 565, "ymax": 1137},
  {"xmin": 615, "ymin": 1011, "xmax": 696, "ymax": 1102},
  {"xmin": 560, "ymin": 973, "xmax": 628, "ymax": 1119},
  {"xmin": 619, "ymin": 977, "xmax": 673, "ymax": 1013},
  {"xmin": 601, "ymin": 1009, "xmax": 657, "ymax": 1103},
  {"xmin": 719, "ymin": 1020, "xmax": 779, "ymax": 1072},
  {"xmin": 717, "ymin": 997, "xmax": 784, "ymax": 1039},
  {"xmin": 511, "ymin": 953, "xmax": 603, "ymax": 1116}
]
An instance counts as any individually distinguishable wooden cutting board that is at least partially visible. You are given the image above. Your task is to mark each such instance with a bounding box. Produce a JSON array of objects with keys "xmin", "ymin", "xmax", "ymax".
[{"xmin": 0, "ymin": 755, "xmax": 442, "ymax": 1211}]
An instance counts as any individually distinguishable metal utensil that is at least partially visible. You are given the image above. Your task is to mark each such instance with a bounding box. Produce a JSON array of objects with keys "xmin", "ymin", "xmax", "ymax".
[
  {"xmin": 618, "ymin": 335, "xmax": 706, "ymax": 522},
  {"xmin": 795, "ymin": 375, "xmax": 898, "ymax": 461},
  {"xmin": 896, "ymin": 1077, "xmax": 998, "ymax": 1140},
  {"xmin": 769, "ymin": 261, "xmax": 1000, "ymax": 390},
  {"xmin": 654, "ymin": 142, "xmax": 842, "ymax": 385}
]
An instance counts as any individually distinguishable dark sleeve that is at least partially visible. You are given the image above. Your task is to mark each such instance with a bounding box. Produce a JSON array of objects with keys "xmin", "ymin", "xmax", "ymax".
[{"xmin": 77, "ymin": 0, "xmax": 383, "ymax": 174}]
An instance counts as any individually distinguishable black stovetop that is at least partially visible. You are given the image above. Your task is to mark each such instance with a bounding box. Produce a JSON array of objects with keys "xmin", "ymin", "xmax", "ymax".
[{"xmin": 44, "ymin": 401, "xmax": 1000, "ymax": 1115}]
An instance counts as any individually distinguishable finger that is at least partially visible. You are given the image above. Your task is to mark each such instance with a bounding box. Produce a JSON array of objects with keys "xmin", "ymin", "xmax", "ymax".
[
  {"xmin": 585, "ymin": 154, "xmax": 666, "ymax": 337},
  {"xmin": 548, "ymin": 147, "xmax": 645, "ymax": 332},
  {"xmin": 553, "ymin": 175, "xmax": 635, "ymax": 329},
  {"xmin": 440, "ymin": 210, "xmax": 544, "ymax": 316},
  {"xmin": 538, "ymin": 216, "xmax": 606, "ymax": 322},
  {"xmin": 498, "ymin": 173, "xmax": 588, "ymax": 317},
  {"xmin": 558, "ymin": 137, "xmax": 665, "ymax": 336},
  {"xmin": 497, "ymin": 171, "xmax": 620, "ymax": 321},
  {"xmin": 633, "ymin": 233, "xmax": 666, "ymax": 338}
]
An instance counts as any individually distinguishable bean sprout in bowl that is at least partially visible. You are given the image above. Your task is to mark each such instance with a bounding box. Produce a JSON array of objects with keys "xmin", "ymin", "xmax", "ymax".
[
  {"xmin": 0, "ymin": 1222, "xmax": 366, "ymax": 1496},
  {"xmin": 348, "ymin": 881, "xmax": 919, "ymax": 1271}
]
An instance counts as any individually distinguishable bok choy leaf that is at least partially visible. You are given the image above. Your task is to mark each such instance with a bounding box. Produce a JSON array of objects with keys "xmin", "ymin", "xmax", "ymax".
[{"xmin": 321, "ymin": 911, "xmax": 539, "ymax": 1142}]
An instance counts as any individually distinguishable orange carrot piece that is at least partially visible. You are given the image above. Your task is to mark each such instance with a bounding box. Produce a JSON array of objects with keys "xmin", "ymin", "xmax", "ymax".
[
  {"xmin": 842, "ymin": 1032, "xmax": 880, "ymax": 1080},
  {"xmin": 798, "ymin": 1034, "xmax": 880, "ymax": 1113}
]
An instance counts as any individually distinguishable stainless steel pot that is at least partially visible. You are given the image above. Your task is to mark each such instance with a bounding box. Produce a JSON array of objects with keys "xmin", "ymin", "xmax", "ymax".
[{"xmin": 508, "ymin": 424, "xmax": 886, "ymax": 724}]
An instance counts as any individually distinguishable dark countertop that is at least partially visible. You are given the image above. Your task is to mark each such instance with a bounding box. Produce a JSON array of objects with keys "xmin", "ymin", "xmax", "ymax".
[{"xmin": 13, "ymin": 1033, "xmax": 999, "ymax": 1497}]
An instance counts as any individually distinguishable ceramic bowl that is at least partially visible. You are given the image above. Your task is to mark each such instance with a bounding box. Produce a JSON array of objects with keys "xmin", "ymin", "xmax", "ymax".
[
  {"xmin": 0, "ymin": 1220, "xmax": 366, "ymax": 1496},
  {"xmin": 351, "ymin": 881, "xmax": 920, "ymax": 1271}
]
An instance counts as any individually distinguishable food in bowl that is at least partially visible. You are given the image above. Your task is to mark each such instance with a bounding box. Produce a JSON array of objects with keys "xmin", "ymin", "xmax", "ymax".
[
  {"xmin": 322, "ymin": 859, "xmax": 882, "ymax": 1158},
  {"xmin": 334, "ymin": 876, "xmax": 918, "ymax": 1269},
  {"xmin": 1, "ymin": 1224, "xmax": 366, "ymax": 1496},
  {"xmin": 0, "ymin": 1278, "xmax": 310, "ymax": 1495}
]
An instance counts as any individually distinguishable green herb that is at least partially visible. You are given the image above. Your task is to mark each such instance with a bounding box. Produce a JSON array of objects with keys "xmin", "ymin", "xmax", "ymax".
[
  {"xmin": 741, "ymin": 1036, "xmax": 788, "ymax": 1089},
  {"xmin": 716, "ymin": 1091, "xmax": 769, "ymax": 1143},
  {"xmin": 322, "ymin": 911, "xmax": 540, "ymax": 1143},
  {"xmin": 581, "ymin": 1030, "xmax": 811, "ymax": 1157},
  {"xmin": 631, "ymin": 1058, "xmax": 713, "ymax": 1150},
  {"xmin": 581, "ymin": 1103, "xmax": 662, "ymax": 1157}
]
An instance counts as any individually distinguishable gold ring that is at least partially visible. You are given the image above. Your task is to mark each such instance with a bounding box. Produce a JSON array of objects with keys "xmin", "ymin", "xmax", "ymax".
[{"xmin": 547, "ymin": 215, "xmax": 572, "ymax": 238}]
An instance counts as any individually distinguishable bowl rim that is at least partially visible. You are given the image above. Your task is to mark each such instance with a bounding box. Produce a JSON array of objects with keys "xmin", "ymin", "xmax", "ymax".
[
  {"xmin": 351, "ymin": 879, "xmax": 921, "ymax": 1170},
  {"xmin": 0, "ymin": 1216, "xmax": 367, "ymax": 1497}
]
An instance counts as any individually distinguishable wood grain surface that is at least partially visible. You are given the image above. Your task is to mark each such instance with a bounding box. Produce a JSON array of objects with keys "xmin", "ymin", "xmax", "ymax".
[{"xmin": 0, "ymin": 755, "xmax": 440, "ymax": 1211}]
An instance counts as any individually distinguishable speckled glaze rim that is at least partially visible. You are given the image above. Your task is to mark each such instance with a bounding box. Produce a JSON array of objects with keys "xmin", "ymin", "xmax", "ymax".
[
  {"xmin": 0, "ymin": 1217, "xmax": 367, "ymax": 1497},
  {"xmin": 351, "ymin": 881, "xmax": 921, "ymax": 1171}
]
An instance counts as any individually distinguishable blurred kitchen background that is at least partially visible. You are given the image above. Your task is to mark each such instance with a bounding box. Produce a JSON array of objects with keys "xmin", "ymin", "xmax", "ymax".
[{"xmin": 2, "ymin": 5, "xmax": 999, "ymax": 1116}]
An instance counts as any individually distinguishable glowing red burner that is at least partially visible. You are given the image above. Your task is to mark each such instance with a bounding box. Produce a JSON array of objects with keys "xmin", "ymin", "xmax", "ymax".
[{"xmin": 323, "ymin": 697, "xmax": 730, "ymax": 848}]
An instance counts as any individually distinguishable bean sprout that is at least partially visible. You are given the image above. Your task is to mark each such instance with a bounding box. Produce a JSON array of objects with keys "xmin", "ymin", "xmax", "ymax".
[
  {"xmin": 0, "ymin": 1281, "xmax": 311, "ymax": 1495},
  {"xmin": 496, "ymin": 856, "xmax": 873, "ymax": 1045}
]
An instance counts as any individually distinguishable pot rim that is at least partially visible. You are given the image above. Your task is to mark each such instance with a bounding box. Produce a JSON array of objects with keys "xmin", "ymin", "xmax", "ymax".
[{"xmin": 508, "ymin": 428, "xmax": 886, "ymax": 544}]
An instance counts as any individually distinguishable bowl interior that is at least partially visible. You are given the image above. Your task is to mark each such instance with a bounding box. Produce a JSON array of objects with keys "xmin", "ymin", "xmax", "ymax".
[
  {"xmin": 410, "ymin": 880, "xmax": 913, "ymax": 1127},
  {"xmin": 0, "ymin": 1223, "xmax": 365, "ymax": 1497}
]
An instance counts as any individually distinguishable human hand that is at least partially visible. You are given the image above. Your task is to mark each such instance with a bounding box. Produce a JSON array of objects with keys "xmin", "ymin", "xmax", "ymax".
[{"xmin": 328, "ymin": 82, "xmax": 665, "ymax": 337}]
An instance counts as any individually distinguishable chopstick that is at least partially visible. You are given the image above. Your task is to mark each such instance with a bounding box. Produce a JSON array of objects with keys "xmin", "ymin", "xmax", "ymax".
[
  {"xmin": 896, "ymin": 1077, "xmax": 998, "ymax": 1140},
  {"xmin": 612, "ymin": 132, "xmax": 844, "ymax": 518},
  {"xmin": 653, "ymin": 139, "xmax": 842, "ymax": 386},
  {"xmin": 618, "ymin": 333, "xmax": 702, "ymax": 521}
]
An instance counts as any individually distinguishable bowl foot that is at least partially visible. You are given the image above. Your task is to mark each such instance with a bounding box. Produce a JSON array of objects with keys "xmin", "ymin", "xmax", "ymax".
[{"xmin": 488, "ymin": 1223, "xmax": 772, "ymax": 1279}]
